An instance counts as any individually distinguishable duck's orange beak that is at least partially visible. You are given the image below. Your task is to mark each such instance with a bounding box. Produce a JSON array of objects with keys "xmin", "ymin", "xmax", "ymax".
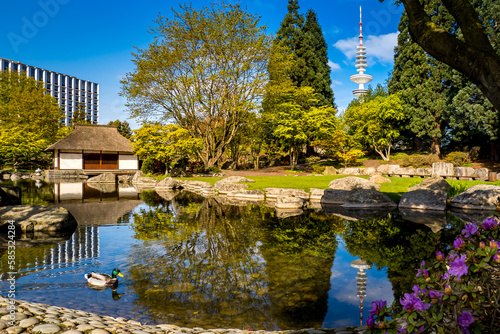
[{"xmin": 118, "ymin": 272, "xmax": 124, "ymax": 277}]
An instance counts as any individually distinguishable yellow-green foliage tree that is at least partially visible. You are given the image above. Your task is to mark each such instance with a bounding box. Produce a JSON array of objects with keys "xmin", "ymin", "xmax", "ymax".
[
  {"xmin": 263, "ymin": 43, "xmax": 337, "ymax": 170},
  {"xmin": 343, "ymin": 94, "xmax": 404, "ymax": 161},
  {"xmin": 0, "ymin": 71, "xmax": 62, "ymax": 166},
  {"xmin": 132, "ymin": 123, "xmax": 202, "ymax": 173},
  {"xmin": 121, "ymin": 3, "xmax": 272, "ymax": 168}
]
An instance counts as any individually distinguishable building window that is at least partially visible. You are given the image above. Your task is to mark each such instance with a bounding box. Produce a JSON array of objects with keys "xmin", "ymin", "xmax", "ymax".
[
  {"xmin": 29, "ymin": 67, "xmax": 35, "ymax": 77},
  {"xmin": 12, "ymin": 64, "xmax": 18, "ymax": 72},
  {"xmin": 2, "ymin": 62, "xmax": 9, "ymax": 71},
  {"xmin": 37, "ymin": 71, "xmax": 43, "ymax": 81}
]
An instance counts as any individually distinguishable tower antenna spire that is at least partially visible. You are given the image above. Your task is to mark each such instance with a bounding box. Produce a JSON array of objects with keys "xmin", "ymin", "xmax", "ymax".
[{"xmin": 350, "ymin": 6, "xmax": 372, "ymax": 98}]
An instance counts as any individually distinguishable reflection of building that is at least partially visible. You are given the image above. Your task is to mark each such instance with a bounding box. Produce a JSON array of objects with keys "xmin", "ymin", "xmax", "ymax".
[
  {"xmin": 351, "ymin": 259, "xmax": 372, "ymax": 326},
  {"xmin": 350, "ymin": 7, "xmax": 373, "ymax": 98},
  {"xmin": 0, "ymin": 227, "xmax": 99, "ymax": 276},
  {"xmin": 45, "ymin": 124, "xmax": 139, "ymax": 172},
  {"xmin": 52, "ymin": 182, "xmax": 141, "ymax": 225},
  {"xmin": 0, "ymin": 57, "xmax": 98, "ymax": 126}
]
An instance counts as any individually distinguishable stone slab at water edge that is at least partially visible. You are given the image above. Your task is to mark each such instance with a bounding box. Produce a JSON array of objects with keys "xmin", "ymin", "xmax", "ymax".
[
  {"xmin": 0, "ymin": 205, "xmax": 77, "ymax": 236},
  {"xmin": 0, "ymin": 298, "xmax": 368, "ymax": 334}
]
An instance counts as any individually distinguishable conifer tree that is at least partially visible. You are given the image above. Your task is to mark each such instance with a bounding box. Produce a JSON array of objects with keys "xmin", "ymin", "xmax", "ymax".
[
  {"xmin": 388, "ymin": 4, "xmax": 455, "ymax": 156},
  {"xmin": 300, "ymin": 10, "xmax": 334, "ymax": 107}
]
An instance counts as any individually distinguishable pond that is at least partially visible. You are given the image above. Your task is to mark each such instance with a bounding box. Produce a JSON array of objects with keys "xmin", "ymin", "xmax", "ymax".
[{"xmin": 0, "ymin": 180, "xmax": 492, "ymax": 330}]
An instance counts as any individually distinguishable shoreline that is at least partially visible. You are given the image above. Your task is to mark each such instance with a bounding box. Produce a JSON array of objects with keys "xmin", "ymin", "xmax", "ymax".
[{"xmin": 0, "ymin": 298, "xmax": 368, "ymax": 334}]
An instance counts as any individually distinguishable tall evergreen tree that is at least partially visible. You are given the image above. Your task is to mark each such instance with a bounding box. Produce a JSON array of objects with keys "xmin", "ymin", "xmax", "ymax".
[
  {"xmin": 388, "ymin": 3, "xmax": 456, "ymax": 156},
  {"xmin": 300, "ymin": 10, "xmax": 334, "ymax": 107}
]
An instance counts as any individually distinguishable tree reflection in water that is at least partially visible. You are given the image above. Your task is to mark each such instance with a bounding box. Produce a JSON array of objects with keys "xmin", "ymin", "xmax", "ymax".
[{"xmin": 127, "ymin": 191, "xmax": 340, "ymax": 330}]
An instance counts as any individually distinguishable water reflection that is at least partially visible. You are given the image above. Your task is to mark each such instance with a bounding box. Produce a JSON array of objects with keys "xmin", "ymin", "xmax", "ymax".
[{"xmin": 0, "ymin": 180, "xmax": 489, "ymax": 330}]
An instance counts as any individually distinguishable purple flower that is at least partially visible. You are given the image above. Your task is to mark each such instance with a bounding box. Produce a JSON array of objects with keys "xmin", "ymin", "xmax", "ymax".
[
  {"xmin": 448, "ymin": 254, "xmax": 469, "ymax": 281},
  {"xmin": 369, "ymin": 300, "xmax": 386, "ymax": 316},
  {"xmin": 366, "ymin": 316, "xmax": 374, "ymax": 328},
  {"xmin": 436, "ymin": 251, "xmax": 444, "ymax": 261},
  {"xmin": 397, "ymin": 327, "xmax": 407, "ymax": 334},
  {"xmin": 429, "ymin": 290, "xmax": 444, "ymax": 302},
  {"xmin": 454, "ymin": 238, "xmax": 465, "ymax": 250},
  {"xmin": 400, "ymin": 293, "xmax": 430, "ymax": 312},
  {"xmin": 458, "ymin": 311, "xmax": 475, "ymax": 331},
  {"xmin": 416, "ymin": 261, "xmax": 428, "ymax": 277},
  {"xmin": 412, "ymin": 285, "xmax": 427, "ymax": 296},
  {"xmin": 462, "ymin": 222, "xmax": 478, "ymax": 238},
  {"xmin": 482, "ymin": 217, "xmax": 498, "ymax": 230}
]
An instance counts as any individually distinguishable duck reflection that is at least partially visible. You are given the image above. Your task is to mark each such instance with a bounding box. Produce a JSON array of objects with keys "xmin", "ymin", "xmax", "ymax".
[{"xmin": 86, "ymin": 284, "xmax": 125, "ymax": 301}]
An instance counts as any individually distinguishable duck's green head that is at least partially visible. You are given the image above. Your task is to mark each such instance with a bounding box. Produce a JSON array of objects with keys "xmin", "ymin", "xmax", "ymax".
[{"xmin": 112, "ymin": 268, "xmax": 124, "ymax": 278}]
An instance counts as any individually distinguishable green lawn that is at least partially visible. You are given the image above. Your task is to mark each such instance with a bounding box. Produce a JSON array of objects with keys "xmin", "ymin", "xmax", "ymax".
[{"xmin": 176, "ymin": 175, "xmax": 500, "ymax": 203}]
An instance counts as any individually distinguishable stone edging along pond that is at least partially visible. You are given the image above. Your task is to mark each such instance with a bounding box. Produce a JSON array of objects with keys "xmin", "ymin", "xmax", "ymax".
[{"xmin": 1, "ymin": 298, "xmax": 368, "ymax": 334}]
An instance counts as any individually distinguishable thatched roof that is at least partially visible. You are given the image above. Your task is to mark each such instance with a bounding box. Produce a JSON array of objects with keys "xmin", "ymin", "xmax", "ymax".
[{"xmin": 46, "ymin": 124, "xmax": 133, "ymax": 152}]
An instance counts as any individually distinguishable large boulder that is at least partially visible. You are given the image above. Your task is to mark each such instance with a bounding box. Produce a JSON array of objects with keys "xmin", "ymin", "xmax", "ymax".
[
  {"xmin": 0, "ymin": 187, "xmax": 21, "ymax": 206},
  {"xmin": 339, "ymin": 168, "xmax": 363, "ymax": 176},
  {"xmin": 376, "ymin": 164, "xmax": 400, "ymax": 175},
  {"xmin": 320, "ymin": 189, "xmax": 396, "ymax": 208},
  {"xmin": 399, "ymin": 190, "xmax": 448, "ymax": 211},
  {"xmin": 215, "ymin": 182, "xmax": 248, "ymax": 194},
  {"xmin": 454, "ymin": 167, "xmax": 476, "ymax": 178},
  {"xmin": 450, "ymin": 185, "xmax": 500, "ymax": 210},
  {"xmin": 393, "ymin": 167, "xmax": 416, "ymax": 177},
  {"xmin": 341, "ymin": 189, "xmax": 397, "ymax": 208},
  {"xmin": 407, "ymin": 175, "xmax": 451, "ymax": 193},
  {"xmin": 432, "ymin": 162, "xmax": 454, "ymax": 176},
  {"xmin": 275, "ymin": 195, "xmax": 306, "ymax": 209},
  {"xmin": 156, "ymin": 177, "xmax": 184, "ymax": 190},
  {"xmin": 229, "ymin": 189, "xmax": 265, "ymax": 201},
  {"xmin": 86, "ymin": 182, "xmax": 116, "ymax": 193},
  {"xmin": 324, "ymin": 166, "xmax": 337, "ymax": 175},
  {"xmin": 216, "ymin": 176, "xmax": 255, "ymax": 184},
  {"xmin": 309, "ymin": 188, "xmax": 325, "ymax": 201},
  {"xmin": 0, "ymin": 205, "xmax": 77, "ymax": 236},
  {"xmin": 328, "ymin": 177, "xmax": 381, "ymax": 191},
  {"xmin": 416, "ymin": 168, "xmax": 432, "ymax": 177},
  {"xmin": 132, "ymin": 171, "xmax": 144, "ymax": 183},
  {"xmin": 368, "ymin": 175, "xmax": 391, "ymax": 184},
  {"xmin": 400, "ymin": 175, "xmax": 451, "ymax": 211},
  {"xmin": 264, "ymin": 188, "xmax": 310, "ymax": 200},
  {"xmin": 475, "ymin": 168, "xmax": 489, "ymax": 181},
  {"xmin": 87, "ymin": 172, "xmax": 116, "ymax": 183}
]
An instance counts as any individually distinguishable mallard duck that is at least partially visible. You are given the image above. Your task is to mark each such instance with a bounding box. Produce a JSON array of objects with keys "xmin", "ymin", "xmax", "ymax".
[{"xmin": 84, "ymin": 268, "xmax": 124, "ymax": 287}]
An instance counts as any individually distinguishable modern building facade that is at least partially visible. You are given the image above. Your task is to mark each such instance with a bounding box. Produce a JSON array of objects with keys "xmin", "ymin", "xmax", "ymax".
[{"xmin": 0, "ymin": 57, "xmax": 99, "ymax": 125}]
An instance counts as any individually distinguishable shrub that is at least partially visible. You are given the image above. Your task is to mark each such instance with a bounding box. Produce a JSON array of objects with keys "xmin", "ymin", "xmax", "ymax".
[
  {"xmin": 141, "ymin": 158, "xmax": 165, "ymax": 174},
  {"xmin": 311, "ymin": 164, "xmax": 326, "ymax": 174},
  {"xmin": 206, "ymin": 166, "xmax": 221, "ymax": 174},
  {"xmin": 445, "ymin": 151, "xmax": 470, "ymax": 166},
  {"xmin": 393, "ymin": 154, "xmax": 439, "ymax": 168},
  {"xmin": 306, "ymin": 156, "xmax": 321, "ymax": 163},
  {"xmin": 366, "ymin": 216, "xmax": 500, "ymax": 334}
]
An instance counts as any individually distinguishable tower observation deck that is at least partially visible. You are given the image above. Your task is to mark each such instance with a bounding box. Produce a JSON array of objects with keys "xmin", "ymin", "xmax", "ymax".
[{"xmin": 350, "ymin": 6, "xmax": 373, "ymax": 98}]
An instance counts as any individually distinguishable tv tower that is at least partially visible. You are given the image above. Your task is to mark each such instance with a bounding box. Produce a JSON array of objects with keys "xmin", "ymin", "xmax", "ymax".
[{"xmin": 350, "ymin": 6, "xmax": 372, "ymax": 98}]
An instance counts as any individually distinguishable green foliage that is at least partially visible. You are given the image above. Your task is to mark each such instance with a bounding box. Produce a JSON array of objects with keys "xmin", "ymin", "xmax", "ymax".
[
  {"xmin": 311, "ymin": 164, "xmax": 325, "ymax": 174},
  {"xmin": 108, "ymin": 120, "xmax": 132, "ymax": 139},
  {"xmin": 344, "ymin": 93, "xmax": 404, "ymax": 161},
  {"xmin": 335, "ymin": 149, "xmax": 364, "ymax": 168},
  {"xmin": 0, "ymin": 70, "xmax": 62, "ymax": 167},
  {"xmin": 141, "ymin": 158, "xmax": 165, "ymax": 174},
  {"xmin": 206, "ymin": 166, "xmax": 221, "ymax": 174},
  {"xmin": 121, "ymin": 2, "xmax": 272, "ymax": 167},
  {"xmin": 392, "ymin": 153, "xmax": 440, "ymax": 168},
  {"xmin": 71, "ymin": 102, "xmax": 91, "ymax": 125},
  {"xmin": 444, "ymin": 151, "xmax": 470, "ymax": 166},
  {"xmin": 132, "ymin": 123, "xmax": 202, "ymax": 173}
]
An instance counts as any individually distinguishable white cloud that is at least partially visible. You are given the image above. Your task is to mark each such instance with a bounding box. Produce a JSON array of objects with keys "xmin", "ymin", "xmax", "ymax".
[
  {"xmin": 331, "ymin": 80, "xmax": 343, "ymax": 87},
  {"xmin": 328, "ymin": 61, "xmax": 341, "ymax": 71},
  {"xmin": 333, "ymin": 32, "xmax": 398, "ymax": 65}
]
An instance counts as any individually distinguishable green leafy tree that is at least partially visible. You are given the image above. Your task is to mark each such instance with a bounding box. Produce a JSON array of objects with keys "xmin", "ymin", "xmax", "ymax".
[
  {"xmin": 0, "ymin": 71, "xmax": 62, "ymax": 166},
  {"xmin": 71, "ymin": 102, "xmax": 91, "ymax": 125},
  {"xmin": 387, "ymin": 0, "xmax": 500, "ymax": 118},
  {"xmin": 107, "ymin": 120, "xmax": 132, "ymax": 139},
  {"xmin": 344, "ymin": 93, "xmax": 404, "ymax": 161},
  {"xmin": 121, "ymin": 3, "xmax": 272, "ymax": 168},
  {"xmin": 131, "ymin": 123, "xmax": 202, "ymax": 173}
]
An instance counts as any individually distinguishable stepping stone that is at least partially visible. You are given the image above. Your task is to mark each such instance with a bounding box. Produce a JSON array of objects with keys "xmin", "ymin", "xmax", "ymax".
[
  {"xmin": 19, "ymin": 317, "xmax": 40, "ymax": 327},
  {"xmin": 32, "ymin": 324, "xmax": 62, "ymax": 333}
]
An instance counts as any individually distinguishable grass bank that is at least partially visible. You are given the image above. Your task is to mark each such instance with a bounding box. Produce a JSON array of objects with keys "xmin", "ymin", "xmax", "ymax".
[{"xmin": 175, "ymin": 175, "xmax": 500, "ymax": 202}]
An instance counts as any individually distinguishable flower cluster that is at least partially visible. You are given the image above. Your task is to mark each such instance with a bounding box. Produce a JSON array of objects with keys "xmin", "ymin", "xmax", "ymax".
[{"xmin": 365, "ymin": 216, "xmax": 500, "ymax": 334}]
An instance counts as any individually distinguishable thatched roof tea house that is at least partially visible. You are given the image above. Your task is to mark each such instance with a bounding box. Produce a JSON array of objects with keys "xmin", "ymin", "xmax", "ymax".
[{"xmin": 46, "ymin": 124, "xmax": 138, "ymax": 171}]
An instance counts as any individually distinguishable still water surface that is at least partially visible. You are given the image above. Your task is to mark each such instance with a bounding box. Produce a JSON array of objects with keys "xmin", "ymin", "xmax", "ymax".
[{"xmin": 0, "ymin": 180, "xmax": 479, "ymax": 330}]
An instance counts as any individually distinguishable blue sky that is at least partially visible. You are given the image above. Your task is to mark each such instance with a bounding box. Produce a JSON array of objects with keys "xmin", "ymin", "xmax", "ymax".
[{"xmin": 0, "ymin": 0, "xmax": 403, "ymax": 129}]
